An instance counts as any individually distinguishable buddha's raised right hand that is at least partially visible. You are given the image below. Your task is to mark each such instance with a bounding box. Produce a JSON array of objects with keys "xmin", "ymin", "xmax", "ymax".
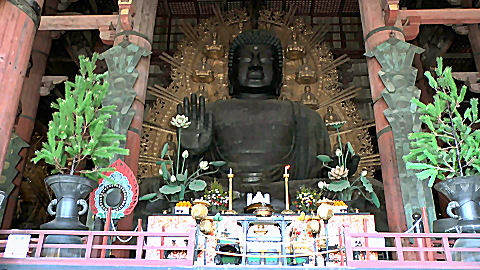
[{"xmin": 176, "ymin": 94, "xmax": 213, "ymax": 155}]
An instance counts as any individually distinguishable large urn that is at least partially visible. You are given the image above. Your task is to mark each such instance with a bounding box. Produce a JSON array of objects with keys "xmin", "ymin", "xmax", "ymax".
[
  {"xmin": 434, "ymin": 175, "xmax": 480, "ymax": 262},
  {"xmin": 40, "ymin": 175, "xmax": 98, "ymax": 257},
  {"xmin": 434, "ymin": 176, "xmax": 480, "ymax": 231}
]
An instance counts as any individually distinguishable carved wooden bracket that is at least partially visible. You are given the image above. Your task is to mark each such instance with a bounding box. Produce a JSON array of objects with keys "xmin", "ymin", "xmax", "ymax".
[
  {"xmin": 401, "ymin": 16, "xmax": 421, "ymax": 41},
  {"xmin": 382, "ymin": 0, "xmax": 400, "ymax": 26},
  {"xmin": 382, "ymin": 0, "xmax": 420, "ymax": 40},
  {"xmin": 99, "ymin": 25, "xmax": 116, "ymax": 45},
  {"xmin": 118, "ymin": 0, "xmax": 134, "ymax": 31},
  {"xmin": 383, "ymin": 4, "xmax": 480, "ymax": 40}
]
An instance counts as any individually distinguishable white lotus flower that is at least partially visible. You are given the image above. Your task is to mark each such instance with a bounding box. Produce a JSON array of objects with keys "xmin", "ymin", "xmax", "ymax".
[
  {"xmin": 199, "ymin": 161, "xmax": 209, "ymax": 170},
  {"xmin": 182, "ymin": 150, "xmax": 189, "ymax": 159},
  {"xmin": 170, "ymin": 175, "xmax": 176, "ymax": 182},
  {"xmin": 170, "ymin": 114, "xmax": 191, "ymax": 128},
  {"xmin": 335, "ymin": 149, "xmax": 342, "ymax": 157},
  {"xmin": 361, "ymin": 170, "xmax": 368, "ymax": 177},
  {"xmin": 318, "ymin": 181, "xmax": 328, "ymax": 189},
  {"xmin": 329, "ymin": 166, "xmax": 349, "ymax": 180}
]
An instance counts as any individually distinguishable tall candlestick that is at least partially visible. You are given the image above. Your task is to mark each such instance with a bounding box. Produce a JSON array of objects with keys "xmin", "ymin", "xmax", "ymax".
[
  {"xmin": 281, "ymin": 169, "xmax": 294, "ymax": 215},
  {"xmin": 225, "ymin": 168, "xmax": 237, "ymax": 214}
]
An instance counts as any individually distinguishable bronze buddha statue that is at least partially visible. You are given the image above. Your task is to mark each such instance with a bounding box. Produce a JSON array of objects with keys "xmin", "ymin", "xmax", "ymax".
[{"xmin": 177, "ymin": 30, "xmax": 331, "ymax": 189}]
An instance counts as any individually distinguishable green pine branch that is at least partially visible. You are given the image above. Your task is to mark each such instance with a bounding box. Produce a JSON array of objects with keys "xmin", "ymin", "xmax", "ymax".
[
  {"xmin": 32, "ymin": 53, "xmax": 130, "ymax": 181},
  {"xmin": 404, "ymin": 57, "xmax": 480, "ymax": 186}
]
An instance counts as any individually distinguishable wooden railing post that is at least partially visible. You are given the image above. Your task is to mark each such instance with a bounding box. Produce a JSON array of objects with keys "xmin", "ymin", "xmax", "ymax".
[
  {"xmin": 187, "ymin": 228, "xmax": 196, "ymax": 264},
  {"xmin": 394, "ymin": 236, "xmax": 405, "ymax": 261},
  {"xmin": 136, "ymin": 235, "xmax": 144, "ymax": 260},
  {"xmin": 338, "ymin": 226, "xmax": 344, "ymax": 266},
  {"xmin": 417, "ymin": 233, "xmax": 425, "ymax": 261},
  {"xmin": 84, "ymin": 232, "xmax": 94, "ymax": 259},
  {"xmin": 421, "ymin": 207, "xmax": 434, "ymax": 261},
  {"xmin": 442, "ymin": 236, "xmax": 453, "ymax": 262},
  {"xmin": 343, "ymin": 225, "xmax": 354, "ymax": 266},
  {"xmin": 34, "ymin": 232, "xmax": 45, "ymax": 257}
]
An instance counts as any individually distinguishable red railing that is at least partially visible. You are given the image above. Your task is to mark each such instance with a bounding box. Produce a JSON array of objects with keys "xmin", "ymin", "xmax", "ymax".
[
  {"xmin": 343, "ymin": 225, "xmax": 480, "ymax": 269},
  {"xmin": 0, "ymin": 229, "xmax": 196, "ymax": 267},
  {"xmin": 1, "ymin": 226, "xmax": 479, "ymax": 268}
]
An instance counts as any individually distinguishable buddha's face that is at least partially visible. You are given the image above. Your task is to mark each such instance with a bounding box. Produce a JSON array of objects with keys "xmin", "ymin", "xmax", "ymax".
[{"xmin": 234, "ymin": 44, "xmax": 275, "ymax": 93}]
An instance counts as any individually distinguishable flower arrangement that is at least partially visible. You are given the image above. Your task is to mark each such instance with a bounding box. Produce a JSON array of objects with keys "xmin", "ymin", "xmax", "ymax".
[
  {"xmin": 317, "ymin": 122, "xmax": 380, "ymax": 208},
  {"xmin": 403, "ymin": 57, "xmax": 480, "ymax": 186},
  {"xmin": 203, "ymin": 179, "xmax": 228, "ymax": 211},
  {"xmin": 292, "ymin": 186, "xmax": 326, "ymax": 212},
  {"xmin": 139, "ymin": 114, "xmax": 225, "ymax": 202}
]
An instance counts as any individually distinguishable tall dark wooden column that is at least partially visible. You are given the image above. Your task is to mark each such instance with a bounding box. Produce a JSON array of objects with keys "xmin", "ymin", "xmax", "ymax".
[
  {"xmin": 0, "ymin": 0, "xmax": 44, "ymax": 178},
  {"xmin": 1, "ymin": 0, "xmax": 58, "ymax": 229},
  {"xmin": 358, "ymin": 0, "xmax": 408, "ymax": 233}
]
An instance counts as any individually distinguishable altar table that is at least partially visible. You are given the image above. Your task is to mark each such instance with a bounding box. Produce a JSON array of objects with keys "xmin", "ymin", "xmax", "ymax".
[{"xmin": 146, "ymin": 214, "xmax": 378, "ymax": 266}]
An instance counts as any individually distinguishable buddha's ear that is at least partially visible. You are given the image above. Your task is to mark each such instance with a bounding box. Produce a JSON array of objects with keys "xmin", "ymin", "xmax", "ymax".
[
  {"xmin": 228, "ymin": 82, "xmax": 234, "ymax": 97},
  {"xmin": 275, "ymin": 78, "xmax": 283, "ymax": 97}
]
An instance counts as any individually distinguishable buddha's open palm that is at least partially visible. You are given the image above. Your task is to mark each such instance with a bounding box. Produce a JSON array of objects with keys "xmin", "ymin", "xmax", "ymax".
[{"xmin": 176, "ymin": 94, "xmax": 213, "ymax": 155}]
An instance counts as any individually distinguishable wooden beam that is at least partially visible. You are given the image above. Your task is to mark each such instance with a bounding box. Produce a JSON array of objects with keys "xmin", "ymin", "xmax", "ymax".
[
  {"xmin": 38, "ymin": 15, "xmax": 117, "ymax": 31},
  {"xmin": 398, "ymin": 8, "xmax": 480, "ymax": 25}
]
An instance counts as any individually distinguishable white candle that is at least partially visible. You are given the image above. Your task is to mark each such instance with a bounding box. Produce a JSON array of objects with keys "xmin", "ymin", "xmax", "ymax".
[
  {"xmin": 284, "ymin": 165, "xmax": 290, "ymax": 175},
  {"xmin": 247, "ymin": 193, "xmax": 252, "ymax": 206},
  {"xmin": 229, "ymin": 168, "xmax": 232, "ymax": 174}
]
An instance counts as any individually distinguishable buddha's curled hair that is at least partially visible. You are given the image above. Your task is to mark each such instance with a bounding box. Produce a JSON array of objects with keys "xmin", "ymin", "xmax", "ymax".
[{"xmin": 228, "ymin": 30, "xmax": 283, "ymax": 96}]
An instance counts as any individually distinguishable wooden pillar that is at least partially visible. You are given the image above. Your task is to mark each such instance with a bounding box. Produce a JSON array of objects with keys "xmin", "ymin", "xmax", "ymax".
[
  {"xmin": 117, "ymin": 0, "xmax": 158, "ymax": 231},
  {"xmin": 358, "ymin": 0, "xmax": 408, "ymax": 233},
  {"xmin": 464, "ymin": 0, "xmax": 480, "ymax": 72},
  {"xmin": 0, "ymin": 0, "xmax": 44, "ymax": 178},
  {"xmin": 468, "ymin": 24, "xmax": 480, "ymax": 72},
  {"xmin": 1, "ymin": 0, "xmax": 58, "ymax": 229}
]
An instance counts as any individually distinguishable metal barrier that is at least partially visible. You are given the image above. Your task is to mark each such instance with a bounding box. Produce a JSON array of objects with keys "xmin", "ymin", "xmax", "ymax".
[
  {"xmin": 0, "ymin": 229, "xmax": 196, "ymax": 266},
  {"xmin": 343, "ymin": 224, "xmax": 480, "ymax": 269}
]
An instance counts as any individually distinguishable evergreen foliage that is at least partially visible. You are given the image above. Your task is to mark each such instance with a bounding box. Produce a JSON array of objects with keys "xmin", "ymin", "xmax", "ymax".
[
  {"xmin": 404, "ymin": 57, "xmax": 480, "ymax": 187},
  {"xmin": 32, "ymin": 54, "xmax": 129, "ymax": 181}
]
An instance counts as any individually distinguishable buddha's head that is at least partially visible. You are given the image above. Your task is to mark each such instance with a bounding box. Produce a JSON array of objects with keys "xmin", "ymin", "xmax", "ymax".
[{"xmin": 228, "ymin": 30, "xmax": 283, "ymax": 98}]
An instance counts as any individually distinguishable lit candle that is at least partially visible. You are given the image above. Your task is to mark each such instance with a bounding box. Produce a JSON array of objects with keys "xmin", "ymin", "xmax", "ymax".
[
  {"xmin": 284, "ymin": 165, "xmax": 290, "ymax": 175},
  {"xmin": 227, "ymin": 168, "xmax": 235, "ymax": 213}
]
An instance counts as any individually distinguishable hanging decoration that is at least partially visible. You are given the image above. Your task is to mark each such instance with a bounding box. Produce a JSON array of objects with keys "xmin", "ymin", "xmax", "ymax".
[{"xmin": 89, "ymin": 159, "xmax": 139, "ymax": 219}]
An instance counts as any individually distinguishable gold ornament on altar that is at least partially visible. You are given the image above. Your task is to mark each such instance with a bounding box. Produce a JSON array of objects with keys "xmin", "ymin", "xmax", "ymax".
[
  {"xmin": 254, "ymin": 205, "xmax": 273, "ymax": 217},
  {"xmin": 306, "ymin": 215, "xmax": 321, "ymax": 234},
  {"xmin": 199, "ymin": 217, "xmax": 214, "ymax": 235},
  {"xmin": 191, "ymin": 199, "xmax": 210, "ymax": 221},
  {"xmin": 316, "ymin": 199, "xmax": 335, "ymax": 221},
  {"xmin": 139, "ymin": 7, "xmax": 377, "ymax": 180}
]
